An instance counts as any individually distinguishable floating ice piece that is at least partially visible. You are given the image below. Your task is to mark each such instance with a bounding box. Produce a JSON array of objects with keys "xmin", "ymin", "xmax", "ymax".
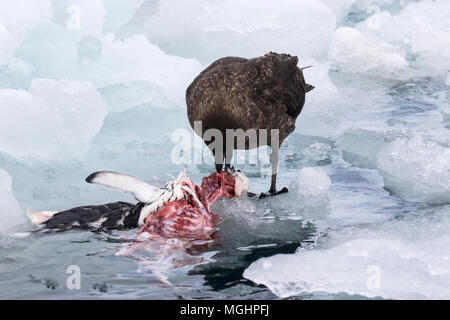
[
  {"xmin": 0, "ymin": 0, "xmax": 53, "ymax": 66},
  {"xmin": 121, "ymin": 0, "xmax": 336, "ymax": 63},
  {"xmin": 91, "ymin": 33, "xmax": 202, "ymax": 107},
  {"xmin": 356, "ymin": 0, "xmax": 450, "ymax": 78},
  {"xmin": 244, "ymin": 205, "xmax": 450, "ymax": 299},
  {"xmin": 294, "ymin": 58, "xmax": 339, "ymax": 137},
  {"xmin": 0, "ymin": 78, "xmax": 108, "ymax": 161},
  {"xmin": 378, "ymin": 135, "xmax": 450, "ymax": 204},
  {"xmin": 285, "ymin": 143, "xmax": 332, "ymax": 168},
  {"xmin": 336, "ymin": 128, "xmax": 404, "ymax": 169},
  {"xmin": 0, "ymin": 168, "xmax": 24, "ymax": 231},
  {"xmin": 244, "ymin": 236, "xmax": 450, "ymax": 299},
  {"xmin": 98, "ymin": 80, "xmax": 176, "ymax": 113},
  {"xmin": 0, "ymin": 0, "xmax": 53, "ymax": 35},
  {"xmin": 102, "ymin": 0, "xmax": 147, "ymax": 33},
  {"xmin": 338, "ymin": 130, "xmax": 450, "ymax": 204},
  {"xmin": 300, "ymin": 57, "xmax": 338, "ymax": 104},
  {"xmin": 13, "ymin": 21, "xmax": 83, "ymax": 79},
  {"xmin": 0, "ymin": 58, "xmax": 33, "ymax": 89},
  {"xmin": 51, "ymin": 0, "xmax": 105, "ymax": 37},
  {"xmin": 15, "ymin": 22, "xmax": 202, "ymax": 108},
  {"xmin": 319, "ymin": 0, "xmax": 357, "ymax": 23},
  {"xmin": 320, "ymin": 0, "xmax": 405, "ymax": 23},
  {"xmin": 328, "ymin": 27, "xmax": 409, "ymax": 79},
  {"xmin": 290, "ymin": 167, "xmax": 331, "ymax": 198},
  {"xmin": 0, "ymin": 24, "xmax": 16, "ymax": 66},
  {"xmin": 264, "ymin": 167, "xmax": 331, "ymax": 220}
]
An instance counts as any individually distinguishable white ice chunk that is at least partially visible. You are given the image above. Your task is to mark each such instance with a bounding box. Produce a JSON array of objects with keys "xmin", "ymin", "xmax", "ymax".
[
  {"xmin": 90, "ymin": 34, "xmax": 202, "ymax": 107},
  {"xmin": 328, "ymin": 27, "xmax": 409, "ymax": 79},
  {"xmin": 301, "ymin": 57, "xmax": 338, "ymax": 104},
  {"xmin": 336, "ymin": 128, "xmax": 404, "ymax": 169},
  {"xmin": 102, "ymin": 0, "xmax": 147, "ymax": 33},
  {"xmin": 0, "ymin": 0, "xmax": 53, "ymax": 65},
  {"xmin": 13, "ymin": 21, "xmax": 83, "ymax": 79},
  {"xmin": 51, "ymin": 0, "xmax": 105, "ymax": 37},
  {"xmin": 0, "ymin": 79, "xmax": 108, "ymax": 161},
  {"xmin": 0, "ymin": 58, "xmax": 33, "ymax": 89},
  {"xmin": 0, "ymin": 0, "xmax": 53, "ymax": 35},
  {"xmin": 285, "ymin": 143, "xmax": 332, "ymax": 168},
  {"xmin": 294, "ymin": 58, "xmax": 339, "ymax": 137},
  {"xmin": 338, "ymin": 130, "xmax": 450, "ymax": 204},
  {"xmin": 244, "ymin": 236, "xmax": 450, "ymax": 299},
  {"xmin": 16, "ymin": 25, "xmax": 202, "ymax": 108},
  {"xmin": 98, "ymin": 80, "xmax": 176, "ymax": 113},
  {"xmin": 5, "ymin": 58, "xmax": 32, "ymax": 79},
  {"xmin": 265, "ymin": 166, "xmax": 331, "ymax": 218},
  {"xmin": 356, "ymin": 0, "xmax": 450, "ymax": 78},
  {"xmin": 244, "ymin": 205, "xmax": 450, "ymax": 299},
  {"xmin": 378, "ymin": 136, "xmax": 450, "ymax": 204},
  {"xmin": 121, "ymin": 0, "xmax": 336, "ymax": 63},
  {"xmin": 0, "ymin": 168, "xmax": 24, "ymax": 231},
  {"xmin": 318, "ymin": 0, "xmax": 357, "ymax": 23},
  {"xmin": 0, "ymin": 24, "xmax": 16, "ymax": 66},
  {"xmin": 320, "ymin": 0, "xmax": 411, "ymax": 23},
  {"xmin": 290, "ymin": 167, "xmax": 331, "ymax": 198}
]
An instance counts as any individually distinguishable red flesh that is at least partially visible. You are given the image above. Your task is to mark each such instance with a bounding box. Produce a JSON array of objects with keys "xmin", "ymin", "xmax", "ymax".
[{"xmin": 139, "ymin": 171, "xmax": 236, "ymax": 240}]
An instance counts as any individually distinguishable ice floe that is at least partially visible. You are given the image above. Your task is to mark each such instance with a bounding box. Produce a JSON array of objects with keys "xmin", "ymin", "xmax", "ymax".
[
  {"xmin": 244, "ymin": 205, "xmax": 450, "ymax": 299},
  {"xmin": 0, "ymin": 78, "xmax": 107, "ymax": 161},
  {"xmin": 121, "ymin": 0, "xmax": 336, "ymax": 63},
  {"xmin": 0, "ymin": 168, "xmax": 24, "ymax": 231},
  {"xmin": 329, "ymin": 27, "xmax": 409, "ymax": 79},
  {"xmin": 378, "ymin": 136, "xmax": 450, "ymax": 204}
]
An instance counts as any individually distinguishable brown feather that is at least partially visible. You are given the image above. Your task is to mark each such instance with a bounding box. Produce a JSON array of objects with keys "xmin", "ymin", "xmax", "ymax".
[{"xmin": 186, "ymin": 52, "xmax": 313, "ymax": 155}]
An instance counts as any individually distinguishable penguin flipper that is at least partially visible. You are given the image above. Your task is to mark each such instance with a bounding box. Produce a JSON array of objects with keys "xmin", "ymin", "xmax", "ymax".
[{"xmin": 86, "ymin": 171, "xmax": 163, "ymax": 203}]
